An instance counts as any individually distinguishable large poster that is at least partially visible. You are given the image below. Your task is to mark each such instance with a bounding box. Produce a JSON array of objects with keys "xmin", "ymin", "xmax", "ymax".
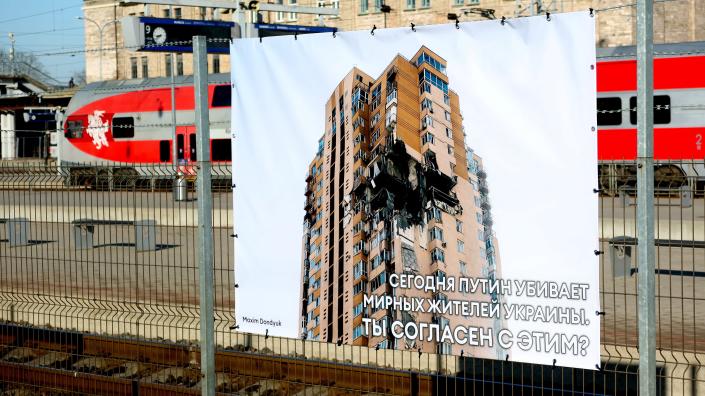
[{"xmin": 231, "ymin": 11, "xmax": 599, "ymax": 369}]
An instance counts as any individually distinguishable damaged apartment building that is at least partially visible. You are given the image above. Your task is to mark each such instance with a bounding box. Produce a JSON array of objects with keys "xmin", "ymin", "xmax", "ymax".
[{"xmin": 300, "ymin": 47, "xmax": 502, "ymax": 358}]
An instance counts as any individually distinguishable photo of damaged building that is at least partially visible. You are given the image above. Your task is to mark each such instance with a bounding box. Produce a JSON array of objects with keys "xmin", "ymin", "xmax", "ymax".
[{"xmin": 300, "ymin": 46, "xmax": 502, "ymax": 358}]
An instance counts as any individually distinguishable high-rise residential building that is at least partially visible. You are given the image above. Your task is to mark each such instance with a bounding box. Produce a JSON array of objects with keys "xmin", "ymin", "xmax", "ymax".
[{"xmin": 300, "ymin": 47, "xmax": 501, "ymax": 357}]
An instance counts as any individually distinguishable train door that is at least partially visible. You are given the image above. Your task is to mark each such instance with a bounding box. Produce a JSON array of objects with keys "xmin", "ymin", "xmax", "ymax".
[{"xmin": 176, "ymin": 125, "xmax": 197, "ymax": 175}]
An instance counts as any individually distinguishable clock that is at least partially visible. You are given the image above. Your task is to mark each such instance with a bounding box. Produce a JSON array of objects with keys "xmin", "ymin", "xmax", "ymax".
[{"xmin": 153, "ymin": 27, "xmax": 167, "ymax": 45}]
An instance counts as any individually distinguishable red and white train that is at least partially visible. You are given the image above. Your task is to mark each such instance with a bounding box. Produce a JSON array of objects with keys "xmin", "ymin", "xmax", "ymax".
[
  {"xmin": 59, "ymin": 73, "xmax": 231, "ymax": 178},
  {"xmin": 597, "ymin": 41, "xmax": 705, "ymax": 191},
  {"xmin": 60, "ymin": 42, "xmax": 705, "ymax": 186}
]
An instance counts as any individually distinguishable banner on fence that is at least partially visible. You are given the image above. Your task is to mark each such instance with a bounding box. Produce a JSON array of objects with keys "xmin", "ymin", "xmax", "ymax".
[{"xmin": 231, "ymin": 11, "xmax": 599, "ymax": 369}]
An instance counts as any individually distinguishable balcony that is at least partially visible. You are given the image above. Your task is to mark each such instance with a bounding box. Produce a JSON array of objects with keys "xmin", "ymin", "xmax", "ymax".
[
  {"xmin": 386, "ymin": 66, "xmax": 398, "ymax": 81},
  {"xmin": 480, "ymin": 196, "xmax": 491, "ymax": 210},
  {"xmin": 353, "ymin": 175, "xmax": 367, "ymax": 193},
  {"xmin": 386, "ymin": 90, "xmax": 397, "ymax": 106},
  {"xmin": 428, "ymin": 186, "xmax": 459, "ymax": 207}
]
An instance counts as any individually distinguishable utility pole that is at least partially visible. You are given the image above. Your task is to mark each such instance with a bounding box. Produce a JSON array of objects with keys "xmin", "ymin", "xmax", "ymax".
[
  {"xmin": 8, "ymin": 33, "xmax": 15, "ymax": 77},
  {"xmin": 193, "ymin": 35, "xmax": 215, "ymax": 396},
  {"xmin": 636, "ymin": 0, "xmax": 655, "ymax": 394}
]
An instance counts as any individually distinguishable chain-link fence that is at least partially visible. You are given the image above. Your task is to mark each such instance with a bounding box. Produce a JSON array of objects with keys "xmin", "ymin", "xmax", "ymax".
[{"xmin": 0, "ymin": 160, "xmax": 702, "ymax": 395}]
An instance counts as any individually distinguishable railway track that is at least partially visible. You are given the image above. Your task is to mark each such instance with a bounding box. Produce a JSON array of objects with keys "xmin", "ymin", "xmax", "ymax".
[{"xmin": 0, "ymin": 324, "xmax": 431, "ymax": 395}]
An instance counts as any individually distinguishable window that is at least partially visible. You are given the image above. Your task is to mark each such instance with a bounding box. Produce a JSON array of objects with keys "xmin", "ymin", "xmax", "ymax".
[
  {"xmin": 429, "ymin": 206, "xmax": 442, "ymax": 222},
  {"xmin": 416, "ymin": 52, "xmax": 447, "ymax": 74},
  {"xmin": 477, "ymin": 229, "xmax": 484, "ymax": 241},
  {"xmin": 212, "ymin": 55, "xmax": 220, "ymax": 73},
  {"xmin": 176, "ymin": 53, "xmax": 184, "ymax": 76},
  {"xmin": 422, "ymin": 132, "xmax": 435, "ymax": 145},
  {"xmin": 162, "ymin": 8, "xmax": 170, "ymax": 18},
  {"xmin": 190, "ymin": 134, "xmax": 197, "ymax": 161},
  {"xmin": 371, "ymin": 129, "xmax": 380, "ymax": 142},
  {"xmin": 211, "ymin": 139, "xmax": 232, "ymax": 161},
  {"xmin": 421, "ymin": 0, "xmax": 430, "ymax": 7},
  {"xmin": 141, "ymin": 56, "xmax": 149, "ymax": 78},
  {"xmin": 429, "ymin": 226, "xmax": 444, "ymax": 242},
  {"xmin": 353, "ymin": 240, "xmax": 367, "ymax": 255},
  {"xmin": 200, "ymin": 7, "xmax": 207, "ymax": 19},
  {"xmin": 353, "ymin": 260, "xmax": 366, "ymax": 279},
  {"xmin": 454, "ymin": 0, "xmax": 464, "ymax": 4},
  {"xmin": 66, "ymin": 120, "xmax": 83, "ymax": 139},
  {"xmin": 353, "ymin": 302, "xmax": 364, "ymax": 317},
  {"xmin": 165, "ymin": 54, "xmax": 172, "ymax": 77},
  {"xmin": 422, "ymin": 115, "xmax": 433, "ymax": 129},
  {"xmin": 276, "ymin": 0, "xmax": 285, "ymax": 21},
  {"xmin": 371, "ymin": 272, "xmax": 387, "ymax": 290},
  {"xmin": 371, "ymin": 112, "xmax": 380, "ymax": 126},
  {"xmin": 629, "ymin": 95, "xmax": 671, "ymax": 125},
  {"xmin": 420, "ymin": 82, "xmax": 431, "ymax": 95},
  {"xmin": 159, "ymin": 140, "xmax": 170, "ymax": 162},
  {"xmin": 443, "ymin": 94, "xmax": 450, "ymax": 105},
  {"xmin": 444, "ymin": 110, "xmax": 451, "ymax": 121},
  {"xmin": 212, "ymin": 85, "xmax": 231, "ymax": 107},
  {"xmin": 457, "ymin": 240, "xmax": 464, "ymax": 253},
  {"xmin": 177, "ymin": 135, "xmax": 184, "ymax": 160},
  {"xmin": 460, "ymin": 260, "xmax": 467, "ymax": 276},
  {"xmin": 289, "ymin": 0, "xmax": 298, "ymax": 20},
  {"xmin": 476, "ymin": 212, "xmax": 482, "ymax": 223},
  {"xmin": 456, "ymin": 220, "xmax": 463, "ymax": 233},
  {"xmin": 353, "ymin": 281, "xmax": 367, "ymax": 295},
  {"xmin": 596, "ymin": 97, "xmax": 622, "ymax": 126},
  {"xmin": 438, "ymin": 342, "xmax": 452, "ymax": 355},
  {"xmin": 419, "ymin": 69, "xmax": 449, "ymax": 93},
  {"xmin": 445, "ymin": 127, "xmax": 452, "ymax": 138},
  {"xmin": 353, "ymin": 324, "xmax": 366, "ymax": 339},
  {"xmin": 112, "ymin": 117, "xmax": 134, "ymax": 138},
  {"xmin": 406, "ymin": 0, "xmax": 415, "ymax": 9},
  {"xmin": 360, "ymin": 0, "xmax": 368, "ymax": 13},
  {"xmin": 130, "ymin": 57, "xmax": 138, "ymax": 79},
  {"xmin": 474, "ymin": 196, "xmax": 480, "ymax": 207},
  {"xmin": 421, "ymin": 98, "xmax": 433, "ymax": 112},
  {"xmin": 447, "ymin": 145, "xmax": 454, "ymax": 155},
  {"xmin": 174, "ymin": 7, "xmax": 182, "ymax": 19},
  {"xmin": 332, "ymin": 0, "xmax": 339, "ymax": 8},
  {"xmin": 431, "ymin": 248, "xmax": 445, "ymax": 263},
  {"xmin": 480, "ymin": 247, "xmax": 486, "ymax": 260}
]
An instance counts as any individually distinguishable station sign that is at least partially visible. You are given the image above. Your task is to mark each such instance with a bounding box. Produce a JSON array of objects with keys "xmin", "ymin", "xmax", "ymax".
[
  {"xmin": 254, "ymin": 23, "xmax": 337, "ymax": 38},
  {"xmin": 122, "ymin": 16, "xmax": 236, "ymax": 54}
]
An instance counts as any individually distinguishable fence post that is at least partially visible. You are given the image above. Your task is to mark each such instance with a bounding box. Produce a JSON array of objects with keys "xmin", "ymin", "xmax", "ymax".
[
  {"xmin": 193, "ymin": 34, "xmax": 216, "ymax": 396},
  {"xmin": 636, "ymin": 0, "xmax": 656, "ymax": 394}
]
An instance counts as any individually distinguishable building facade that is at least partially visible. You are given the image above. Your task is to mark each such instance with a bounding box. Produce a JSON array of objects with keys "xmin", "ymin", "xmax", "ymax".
[
  {"xmin": 299, "ymin": 47, "xmax": 502, "ymax": 357},
  {"xmin": 82, "ymin": 0, "xmax": 705, "ymax": 83},
  {"xmin": 82, "ymin": 1, "xmax": 232, "ymax": 82}
]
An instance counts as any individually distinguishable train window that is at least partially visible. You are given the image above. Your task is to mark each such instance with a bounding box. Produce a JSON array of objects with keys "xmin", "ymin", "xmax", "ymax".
[
  {"xmin": 190, "ymin": 134, "xmax": 197, "ymax": 161},
  {"xmin": 597, "ymin": 97, "xmax": 622, "ymax": 126},
  {"xmin": 66, "ymin": 120, "xmax": 83, "ymax": 139},
  {"xmin": 177, "ymin": 135, "xmax": 184, "ymax": 160},
  {"xmin": 211, "ymin": 85, "xmax": 231, "ymax": 107},
  {"xmin": 211, "ymin": 139, "xmax": 232, "ymax": 161},
  {"xmin": 629, "ymin": 95, "xmax": 671, "ymax": 125},
  {"xmin": 159, "ymin": 140, "xmax": 170, "ymax": 162},
  {"xmin": 112, "ymin": 117, "xmax": 135, "ymax": 138}
]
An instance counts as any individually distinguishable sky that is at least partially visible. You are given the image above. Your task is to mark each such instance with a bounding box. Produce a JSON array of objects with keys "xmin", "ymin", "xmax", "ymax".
[{"xmin": 0, "ymin": 0, "xmax": 85, "ymax": 86}]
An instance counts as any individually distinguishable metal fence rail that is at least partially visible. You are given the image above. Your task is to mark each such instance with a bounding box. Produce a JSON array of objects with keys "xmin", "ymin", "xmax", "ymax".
[{"xmin": 0, "ymin": 160, "xmax": 702, "ymax": 394}]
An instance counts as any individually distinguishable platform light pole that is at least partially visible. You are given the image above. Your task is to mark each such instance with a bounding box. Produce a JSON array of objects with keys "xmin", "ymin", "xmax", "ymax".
[{"xmin": 77, "ymin": 16, "xmax": 120, "ymax": 81}]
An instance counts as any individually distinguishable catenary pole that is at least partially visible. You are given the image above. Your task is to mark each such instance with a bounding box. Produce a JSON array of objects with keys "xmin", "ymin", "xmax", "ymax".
[
  {"xmin": 193, "ymin": 35, "xmax": 215, "ymax": 396},
  {"xmin": 636, "ymin": 0, "xmax": 656, "ymax": 394}
]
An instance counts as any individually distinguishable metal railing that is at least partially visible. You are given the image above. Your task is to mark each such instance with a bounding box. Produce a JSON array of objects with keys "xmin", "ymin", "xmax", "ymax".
[{"xmin": 0, "ymin": 160, "xmax": 702, "ymax": 394}]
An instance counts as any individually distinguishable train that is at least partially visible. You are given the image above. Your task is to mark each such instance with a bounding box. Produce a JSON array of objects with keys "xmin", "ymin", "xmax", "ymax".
[
  {"xmin": 60, "ymin": 42, "xmax": 705, "ymax": 190},
  {"xmin": 59, "ymin": 73, "xmax": 232, "ymax": 183},
  {"xmin": 597, "ymin": 41, "xmax": 705, "ymax": 193}
]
